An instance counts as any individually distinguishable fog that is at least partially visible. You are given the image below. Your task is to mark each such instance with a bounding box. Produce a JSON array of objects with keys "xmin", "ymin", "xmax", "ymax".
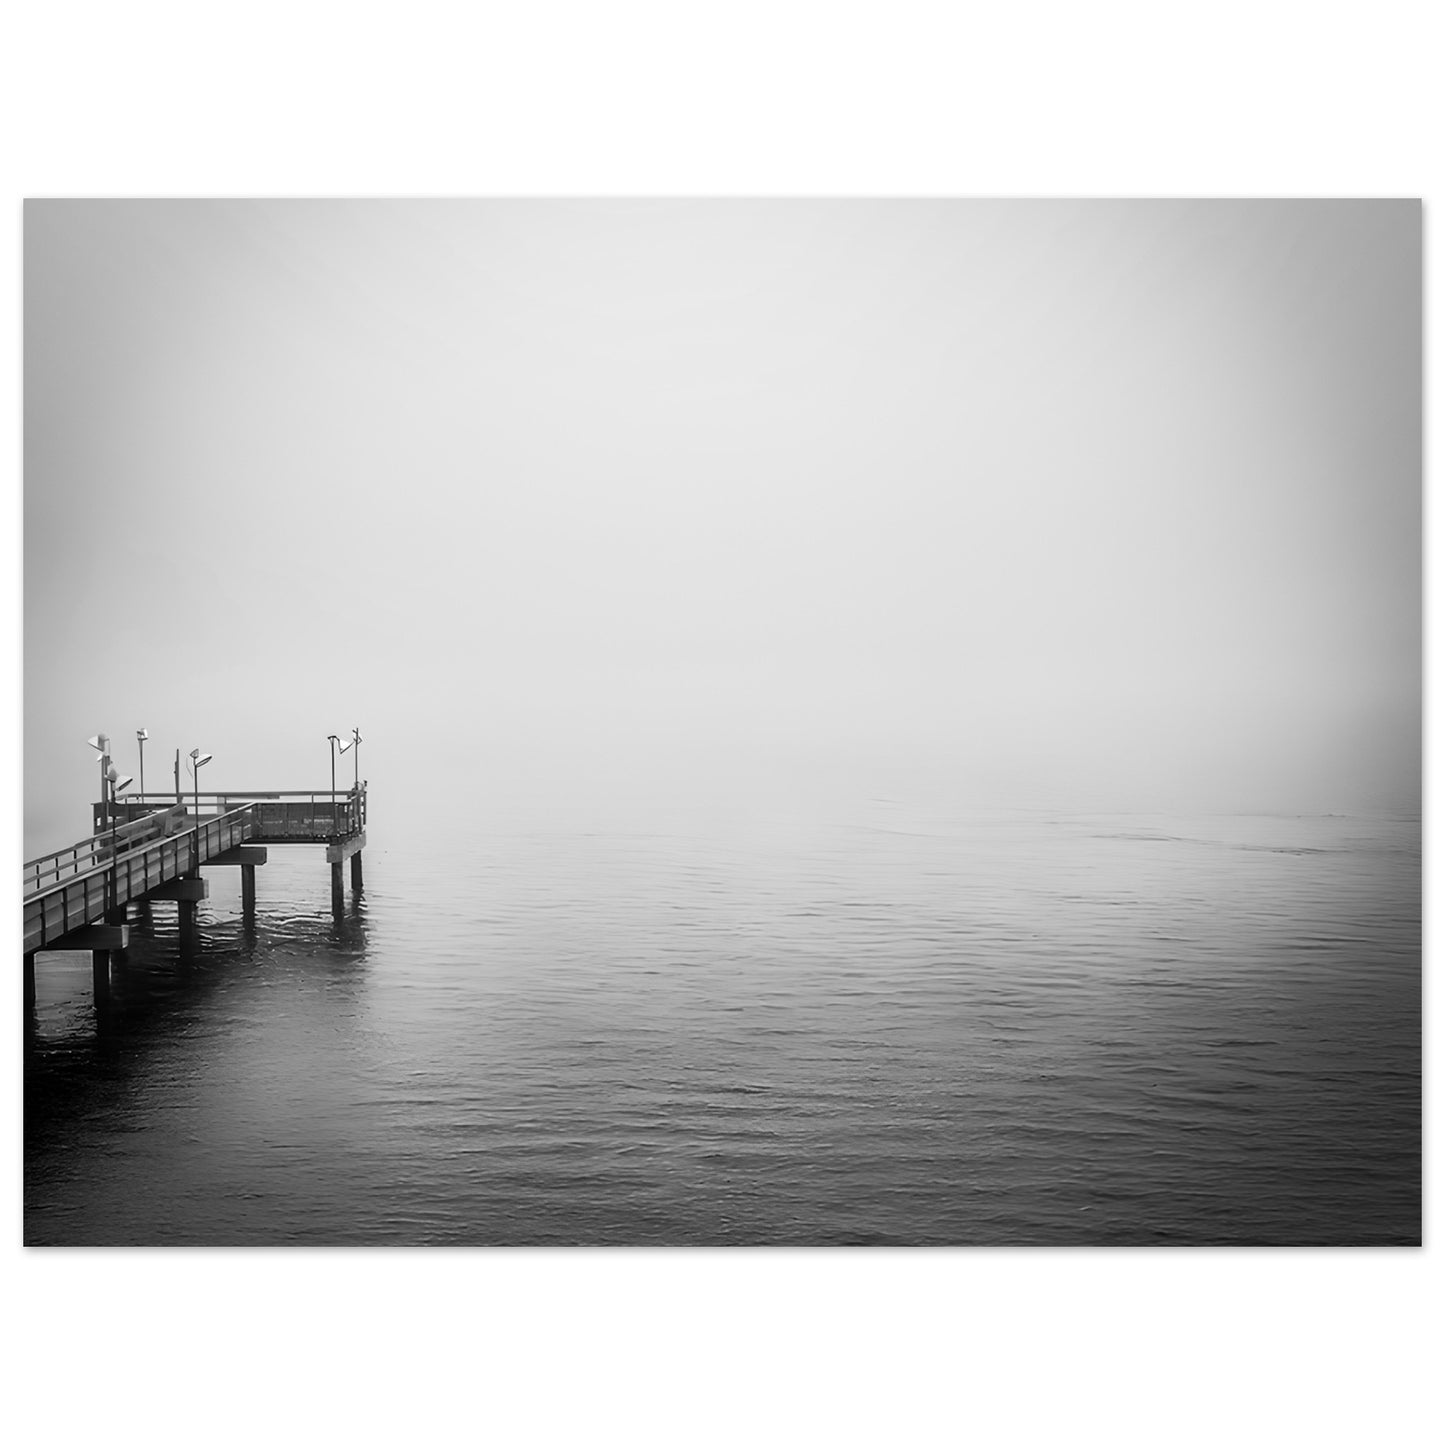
[{"xmin": 23, "ymin": 200, "xmax": 1420, "ymax": 855}]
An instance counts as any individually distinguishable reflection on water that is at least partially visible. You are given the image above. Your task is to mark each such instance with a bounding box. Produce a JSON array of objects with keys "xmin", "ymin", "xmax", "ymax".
[
  {"xmin": 24, "ymin": 809, "xmax": 1420, "ymax": 1246},
  {"xmin": 25, "ymin": 851, "xmax": 370, "ymax": 1245}
]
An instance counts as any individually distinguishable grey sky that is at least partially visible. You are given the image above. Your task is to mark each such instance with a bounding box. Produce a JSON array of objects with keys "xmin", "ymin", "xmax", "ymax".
[{"xmin": 23, "ymin": 200, "xmax": 1420, "ymax": 852}]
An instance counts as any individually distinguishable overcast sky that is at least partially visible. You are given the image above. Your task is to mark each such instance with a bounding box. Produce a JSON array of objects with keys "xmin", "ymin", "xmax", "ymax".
[{"xmin": 23, "ymin": 200, "xmax": 1420, "ymax": 852}]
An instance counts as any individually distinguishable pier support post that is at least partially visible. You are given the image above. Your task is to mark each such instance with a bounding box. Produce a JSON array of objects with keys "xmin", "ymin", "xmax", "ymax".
[
  {"xmin": 24, "ymin": 952, "xmax": 36, "ymax": 1009},
  {"xmin": 179, "ymin": 899, "xmax": 198, "ymax": 957},
  {"xmin": 241, "ymin": 864, "xmax": 257, "ymax": 914},
  {"xmin": 92, "ymin": 950, "xmax": 110, "ymax": 1004},
  {"xmin": 105, "ymin": 906, "xmax": 128, "ymax": 960},
  {"xmin": 152, "ymin": 876, "xmax": 206, "ymax": 957},
  {"xmin": 325, "ymin": 831, "xmax": 365, "ymax": 909}
]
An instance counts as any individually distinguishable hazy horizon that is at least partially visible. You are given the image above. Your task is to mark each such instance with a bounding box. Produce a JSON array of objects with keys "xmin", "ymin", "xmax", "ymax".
[{"xmin": 23, "ymin": 200, "xmax": 1421, "ymax": 855}]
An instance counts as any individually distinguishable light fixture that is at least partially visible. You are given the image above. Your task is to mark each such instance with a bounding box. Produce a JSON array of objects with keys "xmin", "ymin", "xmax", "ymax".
[
  {"xmin": 84, "ymin": 734, "xmax": 114, "ymax": 828},
  {"xmin": 327, "ymin": 735, "xmax": 343, "ymax": 837},
  {"xmin": 108, "ymin": 774, "xmax": 133, "ymax": 911},
  {"xmin": 189, "ymin": 750, "xmax": 212, "ymax": 862},
  {"xmin": 107, "ymin": 763, "xmax": 134, "ymax": 812}
]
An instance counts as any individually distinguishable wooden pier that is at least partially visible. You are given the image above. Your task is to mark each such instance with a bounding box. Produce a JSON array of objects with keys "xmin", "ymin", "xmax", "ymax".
[{"xmin": 22, "ymin": 784, "xmax": 367, "ymax": 1008}]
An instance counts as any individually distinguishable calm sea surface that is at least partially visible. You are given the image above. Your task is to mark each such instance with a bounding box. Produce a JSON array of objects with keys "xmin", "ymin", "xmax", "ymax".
[{"xmin": 24, "ymin": 801, "xmax": 1420, "ymax": 1245}]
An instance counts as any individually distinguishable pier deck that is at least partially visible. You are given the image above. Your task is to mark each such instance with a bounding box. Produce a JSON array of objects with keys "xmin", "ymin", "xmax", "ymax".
[{"xmin": 22, "ymin": 784, "xmax": 367, "ymax": 1001}]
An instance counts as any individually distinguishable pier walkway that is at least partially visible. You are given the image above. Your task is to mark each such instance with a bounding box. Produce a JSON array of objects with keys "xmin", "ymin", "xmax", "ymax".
[{"xmin": 22, "ymin": 784, "xmax": 367, "ymax": 1005}]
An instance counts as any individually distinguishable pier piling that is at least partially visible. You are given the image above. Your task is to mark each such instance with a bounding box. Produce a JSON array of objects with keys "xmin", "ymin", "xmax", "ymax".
[{"xmin": 179, "ymin": 897, "xmax": 198, "ymax": 957}]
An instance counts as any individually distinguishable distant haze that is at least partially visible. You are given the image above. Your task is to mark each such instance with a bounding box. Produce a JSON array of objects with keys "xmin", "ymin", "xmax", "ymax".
[{"xmin": 24, "ymin": 201, "xmax": 1421, "ymax": 854}]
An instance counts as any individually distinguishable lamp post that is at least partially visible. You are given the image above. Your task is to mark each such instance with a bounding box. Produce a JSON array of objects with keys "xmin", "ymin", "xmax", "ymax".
[
  {"xmin": 328, "ymin": 735, "xmax": 341, "ymax": 837},
  {"xmin": 350, "ymin": 728, "xmax": 362, "ymax": 790},
  {"xmin": 87, "ymin": 734, "xmax": 110, "ymax": 825},
  {"xmin": 107, "ymin": 768, "xmax": 133, "ymax": 912},
  {"xmin": 190, "ymin": 749, "xmax": 212, "ymax": 867},
  {"xmin": 136, "ymin": 728, "xmax": 148, "ymax": 801},
  {"xmin": 339, "ymin": 732, "xmax": 355, "ymax": 831}
]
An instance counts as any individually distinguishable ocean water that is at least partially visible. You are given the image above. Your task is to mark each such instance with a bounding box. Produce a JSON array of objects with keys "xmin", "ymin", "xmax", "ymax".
[{"xmin": 23, "ymin": 799, "xmax": 1420, "ymax": 1245}]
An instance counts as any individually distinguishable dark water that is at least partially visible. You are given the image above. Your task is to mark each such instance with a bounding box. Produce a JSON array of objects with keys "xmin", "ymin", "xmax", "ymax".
[{"xmin": 24, "ymin": 802, "xmax": 1420, "ymax": 1245}]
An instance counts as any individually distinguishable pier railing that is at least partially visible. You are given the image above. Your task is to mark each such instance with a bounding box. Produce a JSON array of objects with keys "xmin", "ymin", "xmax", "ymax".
[
  {"xmin": 24, "ymin": 804, "xmax": 258, "ymax": 955},
  {"xmin": 98, "ymin": 784, "xmax": 366, "ymax": 843},
  {"xmin": 26, "ymin": 832, "xmax": 113, "ymax": 896},
  {"xmin": 25, "ymin": 806, "xmax": 183, "ymax": 893}
]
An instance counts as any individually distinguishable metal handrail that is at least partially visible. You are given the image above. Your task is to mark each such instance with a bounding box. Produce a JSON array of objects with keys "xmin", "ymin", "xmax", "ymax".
[
  {"xmin": 26, "ymin": 804, "xmax": 259, "ymax": 905},
  {"xmin": 23, "ymin": 813, "xmax": 174, "ymax": 894},
  {"xmin": 23, "ymin": 805, "xmax": 260, "ymax": 954},
  {"xmin": 25, "ymin": 835, "xmax": 107, "ymax": 895},
  {"xmin": 33, "ymin": 802, "xmax": 189, "ymax": 894},
  {"xmin": 32, "ymin": 786, "xmax": 367, "ymax": 897},
  {"xmin": 120, "ymin": 786, "xmax": 368, "ymax": 802}
]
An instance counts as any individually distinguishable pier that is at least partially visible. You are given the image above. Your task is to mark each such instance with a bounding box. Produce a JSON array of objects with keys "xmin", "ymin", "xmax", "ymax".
[{"xmin": 22, "ymin": 783, "xmax": 367, "ymax": 1008}]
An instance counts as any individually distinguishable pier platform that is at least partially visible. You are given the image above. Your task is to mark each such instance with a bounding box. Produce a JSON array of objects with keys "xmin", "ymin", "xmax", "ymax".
[{"xmin": 22, "ymin": 784, "xmax": 367, "ymax": 1005}]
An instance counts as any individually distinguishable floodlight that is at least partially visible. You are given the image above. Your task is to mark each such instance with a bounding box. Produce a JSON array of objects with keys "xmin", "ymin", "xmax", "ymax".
[
  {"xmin": 137, "ymin": 728, "xmax": 149, "ymax": 742},
  {"xmin": 104, "ymin": 772, "xmax": 136, "ymax": 909},
  {"xmin": 339, "ymin": 737, "xmax": 353, "ymax": 754},
  {"xmin": 87, "ymin": 735, "xmax": 107, "ymax": 752},
  {"xmin": 187, "ymin": 750, "xmax": 212, "ymax": 857}
]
